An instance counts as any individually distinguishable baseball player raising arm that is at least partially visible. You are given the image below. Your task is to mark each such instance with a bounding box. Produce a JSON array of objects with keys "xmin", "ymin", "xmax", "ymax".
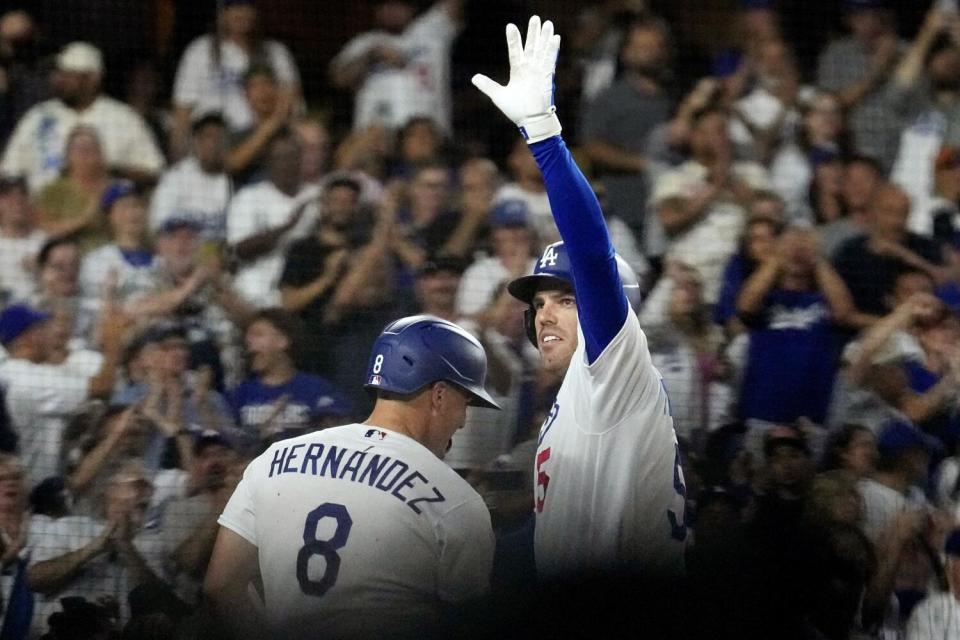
[
  {"xmin": 473, "ymin": 16, "xmax": 687, "ymax": 579},
  {"xmin": 203, "ymin": 316, "xmax": 498, "ymax": 639}
]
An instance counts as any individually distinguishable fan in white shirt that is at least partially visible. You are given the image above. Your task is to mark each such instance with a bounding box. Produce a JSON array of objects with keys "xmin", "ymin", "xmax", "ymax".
[
  {"xmin": 0, "ymin": 176, "xmax": 45, "ymax": 305},
  {"xmin": 226, "ymin": 135, "xmax": 320, "ymax": 308},
  {"xmin": 171, "ymin": 0, "xmax": 301, "ymax": 156},
  {"xmin": 330, "ymin": 0, "xmax": 463, "ymax": 133},
  {"xmin": 1, "ymin": 42, "xmax": 164, "ymax": 194},
  {"xmin": 150, "ymin": 113, "xmax": 233, "ymax": 242}
]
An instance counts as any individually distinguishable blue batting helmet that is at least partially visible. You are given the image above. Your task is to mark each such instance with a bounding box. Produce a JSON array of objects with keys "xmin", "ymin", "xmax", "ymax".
[
  {"xmin": 507, "ymin": 241, "xmax": 641, "ymax": 345},
  {"xmin": 364, "ymin": 315, "xmax": 501, "ymax": 410}
]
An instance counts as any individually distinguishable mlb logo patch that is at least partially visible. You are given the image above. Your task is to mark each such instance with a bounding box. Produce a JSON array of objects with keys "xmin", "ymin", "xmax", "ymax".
[
  {"xmin": 364, "ymin": 429, "xmax": 387, "ymax": 440},
  {"xmin": 369, "ymin": 374, "xmax": 382, "ymax": 386}
]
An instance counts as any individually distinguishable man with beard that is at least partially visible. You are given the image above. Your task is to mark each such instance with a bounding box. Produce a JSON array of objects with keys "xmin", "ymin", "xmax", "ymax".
[
  {"xmin": 279, "ymin": 176, "xmax": 393, "ymax": 412},
  {"xmin": 230, "ymin": 308, "xmax": 351, "ymax": 452},
  {"xmin": 150, "ymin": 113, "xmax": 232, "ymax": 242},
  {"xmin": 580, "ymin": 17, "xmax": 675, "ymax": 239},
  {"xmin": 0, "ymin": 42, "xmax": 163, "ymax": 193}
]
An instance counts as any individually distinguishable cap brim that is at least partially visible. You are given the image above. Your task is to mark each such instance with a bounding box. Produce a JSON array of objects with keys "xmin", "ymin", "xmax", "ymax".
[
  {"xmin": 507, "ymin": 274, "xmax": 570, "ymax": 304},
  {"xmin": 468, "ymin": 386, "xmax": 501, "ymax": 410}
]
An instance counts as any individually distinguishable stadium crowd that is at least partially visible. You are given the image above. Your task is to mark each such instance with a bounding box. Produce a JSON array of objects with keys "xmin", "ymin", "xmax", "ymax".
[{"xmin": 1, "ymin": 0, "xmax": 960, "ymax": 637}]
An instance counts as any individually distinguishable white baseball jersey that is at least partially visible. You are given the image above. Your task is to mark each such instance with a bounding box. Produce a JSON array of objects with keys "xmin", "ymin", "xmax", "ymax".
[
  {"xmin": 533, "ymin": 310, "xmax": 687, "ymax": 579},
  {"xmin": 218, "ymin": 423, "xmax": 495, "ymax": 639}
]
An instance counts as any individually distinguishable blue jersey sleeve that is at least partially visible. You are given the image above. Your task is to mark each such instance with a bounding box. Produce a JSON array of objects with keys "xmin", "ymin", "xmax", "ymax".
[{"xmin": 529, "ymin": 135, "xmax": 628, "ymax": 362}]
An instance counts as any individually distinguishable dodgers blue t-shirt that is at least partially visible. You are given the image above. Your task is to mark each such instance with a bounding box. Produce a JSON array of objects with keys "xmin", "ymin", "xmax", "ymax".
[
  {"xmin": 740, "ymin": 289, "xmax": 838, "ymax": 425},
  {"xmin": 230, "ymin": 372, "xmax": 352, "ymax": 441}
]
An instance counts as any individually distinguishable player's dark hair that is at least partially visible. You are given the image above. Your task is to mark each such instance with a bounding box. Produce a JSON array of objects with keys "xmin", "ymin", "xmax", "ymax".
[{"xmin": 248, "ymin": 308, "xmax": 304, "ymax": 356}]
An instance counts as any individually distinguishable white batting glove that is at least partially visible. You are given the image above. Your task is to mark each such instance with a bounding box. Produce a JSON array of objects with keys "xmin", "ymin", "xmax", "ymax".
[{"xmin": 471, "ymin": 15, "xmax": 562, "ymax": 144}]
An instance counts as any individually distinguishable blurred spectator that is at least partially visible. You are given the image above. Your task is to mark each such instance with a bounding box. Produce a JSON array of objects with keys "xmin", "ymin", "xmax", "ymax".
[
  {"xmin": 124, "ymin": 60, "xmax": 168, "ymax": 155},
  {"xmin": 112, "ymin": 323, "xmax": 235, "ymax": 457},
  {"xmin": 912, "ymin": 145, "xmax": 960, "ymax": 239},
  {"xmin": 226, "ymin": 134, "xmax": 319, "ymax": 308},
  {"xmin": 494, "ymin": 139, "xmax": 554, "ymax": 245},
  {"xmin": 728, "ymin": 38, "xmax": 814, "ymax": 167},
  {"xmin": 714, "ymin": 215, "xmax": 782, "ymax": 336},
  {"xmin": 0, "ymin": 10, "xmax": 52, "ymax": 147},
  {"xmin": 415, "ymin": 255, "xmax": 467, "ymax": 322},
  {"xmin": 0, "ymin": 302, "xmax": 127, "ymax": 488},
  {"xmin": 33, "ymin": 126, "xmax": 110, "ymax": 253},
  {"xmin": 807, "ymin": 147, "xmax": 846, "ymax": 228},
  {"xmin": 78, "ymin": 182, "xmax": 155, "ymax": 325},
  {"xmin": 858, "ymin": 420, "xmax": 936, "ymax": 542},
  {"xmin": 580, "ymin": 17, "xmax": 674, "ymax": 239},
  {"xmin": 456, "ymin": 157, "xmax": 499, "ymax": 251},
  {"xmin": 133, "ymin": 218, "xmax": 251, "ymax": 388},
  {"xmin": 150, "ymin": 113, "xmax": 231, "ymax": 242},
  {"xmin": 230, "ymin": 309, "xmax": 351, "ymax": 449},
  {"xmin": 32, "ymin": 237, "xmax": 81, "ymax": 309},
  {"xmin": 0, "ymin": 175, "xmax": 45, "ymax": 304},
  {"xmin": 153, "ymin": 431, "xmax": 240, "ymax": 604},
  {"xmin": 330, "ymin": 0, "xmax": 463, "ymax": 133},
  {"xmin": 816, "ymin": 0, "xmax": 903, "ymax": 169},
  {"xmin": 171, "ymin": 0, "xmax": 301, "ymax": 157},
  {"xmin": 27, "ymin": 463, "xmax": 173, "ymax": 627},
  {"xmin": 642, "ymin": 263, "xmax": 730, "ymax": 447},
  {"xmin": 1, "ymin": 42, "xmax": 163, "ymax": 194},
  {"xmin": 822, "ymin": 423, "xmax": 878, "ymax": 477},
  {"xmin": 736, "ymin": 225, "xmax": 857, "ymax": 426},
  {"xmin": 820, "ymin": 154, "xmax": 884, "ymax": 258},
  {"xmin": 834, "ymin": 185, "xmax": 946, "ymax": 318},
  {"xmin": 391, "ymin": 163, "xmax": 480, "ymax": 288},
  {"xmin": 456, "ymin": 200, "xmax": 537, "ymax": 321},
  {"xmin": 906, "ymin": 528, "xmax": 960, "ymax": 639},
  {"xmin": 891, "ymin": 6, "xmax": 960, "ymax": 223},
  {"xmin": 804, "ymin": 469, "xmax": 864, "ymax": 528},
  {"xmin": 295, "ymin": 118, "xmax": 331, "ymax": 187},
  {"xmin": 651, "ymin": 107, "xmax": 770, "ymax": 303},
  {"xmin": 226, "ymin": 65, "xmax": 294, "ymax": 186},
  {"xmin": 770, "ymin": 92, "xmax": 849, "ymax": 220},
  {"xmin": 280, "ymin": 177, "xmax": 392, "ymax": 411},
  {"xmin": 387, "ymin": 116, "xmax": 446, "ymax": 180}
]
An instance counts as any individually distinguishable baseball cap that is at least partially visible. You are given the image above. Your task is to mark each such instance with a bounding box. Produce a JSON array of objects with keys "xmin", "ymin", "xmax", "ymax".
[
  {"xmin": 0, "ymin": 174, "xmax": 26, "ymax": 195},
  {"xmin": 193, "ymin": 429, "xmax": 233, "ymax": 455},
  {"xmin": 763, "ymin": 424, "xmax": 809, "ymax": 459},
  {"xmin": 492, "ymin": 199, "xmax": 532, "ymax": 228},
  {"xmin": 56, "ymin": 42, "xmax": 104, "ymax": 74},
  {"xmin": 946, "ymin": 528, "xmax": 960, "ymax": 556},
  {"xmin": 0, "ymin": 304, "xmax": 51, "ymax": 346},
  {"xmin": 935, "ymin": 146, "xmax": 960, "ymax": 172},
  {"xmin": 157, "ymin": 217, "xmax": 203, "ymax": 234},
  {"xmin": 191, "ymin": 111, "xmax": 226, "ymax": 132},
  {"xmin": 876, "ymin": 420, "xmax": 938, "ymax": 456},
  {"xmin": 418, "ymin": 255, "xmax": 468, "ymax": 277},
  {"xmin": 100, "ymin": 180, "xmax": 138, "ymax": 213}
]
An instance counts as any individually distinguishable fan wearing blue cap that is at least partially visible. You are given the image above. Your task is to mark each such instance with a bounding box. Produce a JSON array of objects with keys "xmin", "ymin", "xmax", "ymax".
[
  {"xmin": 206, "ymin": 314, "xmax": 497, "ymax": 638},
  {"xmin": 0, "ymin": 303, "xmax": 128, "ymax": 487},
  {"xmin": 474, "ymin": 16, "xmax": 686, "ymax": 579}
]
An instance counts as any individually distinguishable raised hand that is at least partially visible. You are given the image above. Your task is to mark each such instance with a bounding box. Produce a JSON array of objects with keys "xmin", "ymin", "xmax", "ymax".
[{"xmin": 471, "ymin": 16, "xmax": 563, "ymax": 143}]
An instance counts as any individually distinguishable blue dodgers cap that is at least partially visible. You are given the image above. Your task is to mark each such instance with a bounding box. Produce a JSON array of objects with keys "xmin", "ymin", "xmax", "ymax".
[
  {"xmin": 876, "ymin": 420, "xmax": 938, "ymax": 455},
  {"xmin": 100, "ymin": 180, "xmax": 138, "ymax": 213},
  {"xmin": 365, "ymin": 315, "xmax": 500, "ymax": 409},
  {"xmin": 946, "ymin": 528, "xmax": 960, "ymax": 556},
  {"xmin": 0, "ymin": 304, "xmax": 51, "ymax": 345},
  {"xmin": 491, "ymin": 199, "xmax": 531, "ymax": 228}
]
